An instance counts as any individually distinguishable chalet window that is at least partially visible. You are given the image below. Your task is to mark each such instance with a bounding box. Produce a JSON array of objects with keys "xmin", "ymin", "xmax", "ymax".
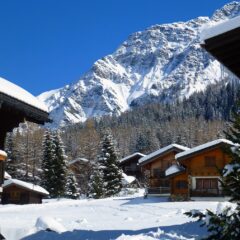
[
  {"xmin": 196, "ymin": 178, "xmax": 218, "ymax": 189},
  {"xmin": 205, "ymin": 156, "xmax": 216, "ymax": 167},
  {"xmin": 10, "ymin": 191, "xmax": 20, "ymax": 201},
  {"xmin": 176, "ymin": 180, "xmax": 188, "ymax": 189}
]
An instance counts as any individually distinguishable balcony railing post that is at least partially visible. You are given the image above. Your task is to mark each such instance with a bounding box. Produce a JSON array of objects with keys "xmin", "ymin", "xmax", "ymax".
[{"xmin": 191, "ymin": 188, "xmax": 223, "ymax": 197}]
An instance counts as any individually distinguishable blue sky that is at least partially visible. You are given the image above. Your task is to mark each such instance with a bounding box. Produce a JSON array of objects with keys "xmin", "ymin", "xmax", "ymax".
[{"xmin": 0, "ymin": 0, "xmax": 232, "ymax": 95}]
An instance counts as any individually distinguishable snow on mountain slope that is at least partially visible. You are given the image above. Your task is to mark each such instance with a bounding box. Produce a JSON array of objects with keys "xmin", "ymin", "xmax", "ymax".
[{"xmin": 39, "ymin": 1, "xmax": 240, "ymax": 128}]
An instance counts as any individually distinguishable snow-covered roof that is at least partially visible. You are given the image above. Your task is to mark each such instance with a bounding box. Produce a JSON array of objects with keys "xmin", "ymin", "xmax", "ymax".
[
  {"xmin": 3, "ymin": 179, "xmax": 49, "ymax": 195},
  {"xmin": 0, "ymin": 150, "xmax": 7, "ymax": 158},
  {"xmin": 201, "ymin": 16, "xmax": 240, "ymax": 41},
  {"xmin": 0, "ymin": 77, "xmax": 48, "ymax": 113},
  {"xmin": 139, "ymin": 144, "xmax": 190, "ymax": 165},
  {"xmin": 120, "ymin": 152, "xmax": 146, "ymax": 164},
  {"xmin": 121, "ymin": 173, "xmax": 136, "ymax": 185},
  {"xmin": 69, "ymin": 158, "xmax": 89, "ymax": 165},
  {"xmin": 176, "ymin": 139, "xmax": 234, "ymax": 160},
  {"xmin": 165, "ymin": 164, "xmax": 185, "ymax": 177}
]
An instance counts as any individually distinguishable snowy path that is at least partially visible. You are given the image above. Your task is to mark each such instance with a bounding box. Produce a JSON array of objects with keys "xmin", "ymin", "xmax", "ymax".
[{"xmin": 0, "ymin": 193, "xmax": 220, "ymax": 240}]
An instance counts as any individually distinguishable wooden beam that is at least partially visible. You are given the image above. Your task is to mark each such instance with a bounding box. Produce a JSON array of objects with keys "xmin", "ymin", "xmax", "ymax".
[{"xmin": 202, "ymin": 27, "xmax": 240, "ymax": 78}]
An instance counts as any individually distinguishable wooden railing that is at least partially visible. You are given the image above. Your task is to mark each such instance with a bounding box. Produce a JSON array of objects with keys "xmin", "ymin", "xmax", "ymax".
[
  {"xmin": 191, "ymin": 188, "xmax": 223, "ymax": 197},
  {"xmin": 146, "ymin": 187, "xmax": 170, "ymax": 195}
]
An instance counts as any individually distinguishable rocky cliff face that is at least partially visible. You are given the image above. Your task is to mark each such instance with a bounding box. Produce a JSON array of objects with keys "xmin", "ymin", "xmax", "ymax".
[{"xmin": 38, "ymin": 1, "xmax": 240, "ymax": 128}]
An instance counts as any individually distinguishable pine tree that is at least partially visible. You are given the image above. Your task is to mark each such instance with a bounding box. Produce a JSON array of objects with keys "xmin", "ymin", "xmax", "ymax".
[
  {"xmin": 51, "ymin": 131, "xmax": 68, "ymax": 198},
  {"xmin": 135, "ymin": 133, "xmax": 150, "ymax": 153},
  {"xmin": 98, "ymin": 131, "xmax": 122, "ymax": 197},
  {"xmin": 41, "ymin": 130, "xmax": 68, "ymax": 198},
  {"xmin": 65, "ymin": 170, "xmax": 80, "ymax": 199},
  {"xmin": 135, "ymin": 130, "xmax": 159, "ymax": 154},
  {"xmin": 41, "ymin": 130, "xmax": 56, "ymax": 196},
  {"xmin": 225, "ymin": 101, "xmax": 240, "ymax": 145},
  {"xmin": 88, "ymin": 163, "xmax": 105, "ymax": 199},
  {"xmin": 4, "ymin": 133, "xmax": 17, "ymax": 177},
  {"xmin": 186, "ymin": 101, "xmax": 240, "ymax": 239}
]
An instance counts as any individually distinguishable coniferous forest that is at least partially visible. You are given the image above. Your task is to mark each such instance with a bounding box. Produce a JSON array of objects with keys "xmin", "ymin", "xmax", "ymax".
[{"xmin": 4, "ymin": 78, "xmax": 240, "ymax": 195}]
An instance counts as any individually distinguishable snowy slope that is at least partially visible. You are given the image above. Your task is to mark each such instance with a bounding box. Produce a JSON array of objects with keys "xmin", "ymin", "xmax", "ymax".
[
  {"xmin": 0, "ymin": 191, "xmax": 232, "ymax": 240},
  {"xmin": 38, "ymin": 1, "xmax": 240, "ymax": 128}
]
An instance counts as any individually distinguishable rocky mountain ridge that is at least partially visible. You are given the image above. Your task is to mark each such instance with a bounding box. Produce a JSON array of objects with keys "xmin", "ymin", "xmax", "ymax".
[{"xmin": 38, "ymin": 1, "xmax": 240, "ymax": 128}]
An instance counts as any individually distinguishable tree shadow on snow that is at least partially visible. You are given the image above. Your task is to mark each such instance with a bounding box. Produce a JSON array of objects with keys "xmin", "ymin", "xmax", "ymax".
[
  {"xmin": 22, "ymin": 221, "xmax": 207, "ymax": 240},
  {"xmin": 119, "ymin": 196, "xmax": 169, "ymax": 206}
]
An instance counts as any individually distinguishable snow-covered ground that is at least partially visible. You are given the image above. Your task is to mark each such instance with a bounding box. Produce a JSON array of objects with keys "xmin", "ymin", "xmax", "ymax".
[{"xmin": 0, "ymin": 189, "xmax": 224, "ymax": 240}]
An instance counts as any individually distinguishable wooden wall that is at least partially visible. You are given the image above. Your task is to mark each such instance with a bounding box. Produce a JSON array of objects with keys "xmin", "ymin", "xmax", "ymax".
[
  {"xmin": 170, "ymin": 146, "xmax": 231, "ymax": 197},
  {"xmin": 2, "ymin": 185, "xmax": 43, "ymax": 204},
  {"xmin": 142, "ymin": 151, "xmax": 178, "ymax": 188}
]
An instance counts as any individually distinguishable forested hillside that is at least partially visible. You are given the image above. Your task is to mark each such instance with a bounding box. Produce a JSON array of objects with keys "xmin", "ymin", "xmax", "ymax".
[{"xmin": 4, "ymin": 78, "xmax": 240, "ymax": 189}]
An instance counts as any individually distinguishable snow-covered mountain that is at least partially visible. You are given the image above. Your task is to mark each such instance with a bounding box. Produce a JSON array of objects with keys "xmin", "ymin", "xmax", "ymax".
[{"xmin": 38, "ymin": 1, "xmax": 240, "ymax": 128}]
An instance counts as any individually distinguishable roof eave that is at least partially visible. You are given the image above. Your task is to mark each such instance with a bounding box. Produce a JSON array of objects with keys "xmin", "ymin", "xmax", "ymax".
[
  {"xmin": 165, "ymin": 169, "xmax": 186, "ymax": 178},
  {"xmin": 120, "ymin": 153, "xmax": 145, "ymax": 164},
  {"xmin": 0, "ymin": 92, "xmax": 50, "ymax": 124},
  {"xmin": 201, "ymin": 26, "xmax": 240, "ymax": 78},
  {"xmin": 139, "ymin": 147, "xmax": 184, "ymax": 166},
  {"xmin": 3, "ymin": 183, "xmax": 49, "ymax": 196},
  {"xmin": 176, "ymin": 142, "xmax": 233, "ymax": 162}
]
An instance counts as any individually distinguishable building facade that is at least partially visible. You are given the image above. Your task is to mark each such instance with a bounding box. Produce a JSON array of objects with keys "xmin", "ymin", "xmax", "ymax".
[
  {"xmin": 139, "ymin": 144, "xmax": 189, "ymax": 195},
  {"xmin": 166, "ymin": 139, "xmax": 233, "ymax": 200}
]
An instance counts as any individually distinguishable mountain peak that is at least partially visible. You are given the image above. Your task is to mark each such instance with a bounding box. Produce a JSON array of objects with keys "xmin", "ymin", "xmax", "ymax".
[
  {"xmin": 39, "ymin": 2, "xmax": 239, "ymax": 128},
  {"xmin": 212, "ymin": 1, "xmax": 240, "ymax": 21}
]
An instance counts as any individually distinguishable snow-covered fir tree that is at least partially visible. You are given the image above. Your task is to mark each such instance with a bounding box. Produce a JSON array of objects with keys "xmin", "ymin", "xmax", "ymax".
[
  {"xmin": 41, "ymin": 130, "xmax": 68, "ymax": 198},
  {"xmin": 51, "ymin": 131, "xmax": 68, "ymax": 198},
  {"xmin": 41, "ymin": 130, "xmax": 56, "ymax": 196},
  {"xmin": 88, "ymin": 162, "xmax": 105, "ymax": 199},
  {"xmin": 4, "ymin": 132, "xmax": 17, "ymax": 178},
  {"xmin": 65, "ymin": 170, "xmax": 80, "ymax": 199},
  {"xmin": 186, "ymin": 101, "xmax": 240, "ymax": 240},
  {"xmin": 98, "ymin": 130, "xmax": 122, "ymax": 197}
]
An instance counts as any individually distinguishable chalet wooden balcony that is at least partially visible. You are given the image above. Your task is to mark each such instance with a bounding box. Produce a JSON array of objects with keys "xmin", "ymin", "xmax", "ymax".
[
  {"xmin": 191, "ymin": 188, "xmax": 223, "ymax": 197},
  {"xmin": 146, "ymin": 187, "xmax": 170, "ymax": 195}
]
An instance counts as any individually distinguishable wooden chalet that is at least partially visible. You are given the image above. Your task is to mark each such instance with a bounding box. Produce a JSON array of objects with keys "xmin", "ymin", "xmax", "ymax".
[
  {"xmin": 165, "ymin": 139, "xmax": 233, "ymax": 200},
  {"xmin": 0, "ymin": 77, "xmax": 49, "ymax": 196},
  {"xmin": 69, "ymin": 157, "xmax": 90, "ymax": 176},
  {"xmin": 139, "ymin": 144, "xmax": 189, "ymax": 196},
  {"xmin": 119, "ymin": 152, "xmax": 145, "ymax": 179},
  {"xmin": 2, "ymin": 179, "xmax": 49, "ymax": 204},
  {"xmin": 201, "ymin": 16, "xmax": 240, "ymax": 78},
  {"xmin": 69, "ymin": 158, "xmax": 91, "ymax": 195}
]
